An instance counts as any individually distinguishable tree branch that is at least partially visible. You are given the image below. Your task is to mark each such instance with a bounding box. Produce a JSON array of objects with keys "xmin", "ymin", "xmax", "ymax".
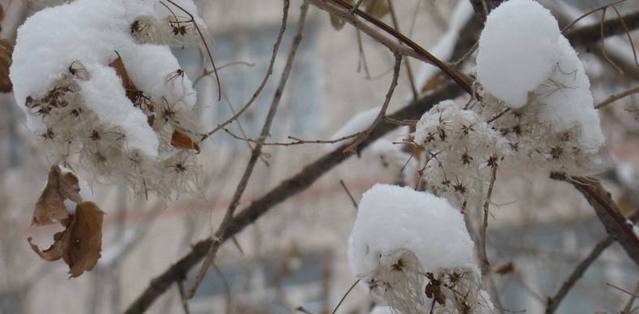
[
  {"xmin": 551, "ymin": 173, "xmax": 639, "ymax": 266},
  {"xmin": 123, "ymin": 4, "xmax": 633, "ymax": 313},
  {"xmin": 308, "ymin": 0, "xmax": 474, "ymax": 95},
  {"xmin": 123, "ymin": 82, "xmax": 463, "ymax": 314},
  {"xmin": 187, "ymin": 0, "xmax": 306, "ymax": 299},
  {"xmin": 546, "ymin": 208, "xmax": 639, "ymax": 314},
  {"xmin": 565, "ymin": 10, "xmax": 639, "ymax": 47}
]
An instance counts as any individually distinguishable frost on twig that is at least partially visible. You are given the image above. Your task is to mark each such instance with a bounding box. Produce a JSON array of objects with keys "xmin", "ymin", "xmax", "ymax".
[
  {"xmin": 11, "ymin": 0, "xmax": 206, "ymax": 198},
  {"xmin": 348, "ymin": 184, "xmax": 493, "ymax": 314}
]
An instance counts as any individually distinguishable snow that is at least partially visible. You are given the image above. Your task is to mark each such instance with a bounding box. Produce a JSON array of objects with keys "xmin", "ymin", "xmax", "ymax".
[
  {"xmin": 329, "ymin": 106, "xmax": 380, "ymax": 149},
  {"xmin": 11, "ymin": 0, "xmax": 204, "ymax": 196},
  {"xmin": 477, "ymin": 0, "xmax": 561, "ymax": 108},
  {"xmin": 415, "ymin": 0, "xmax": 474, "ymax": 90},
  {"xmin": 476, "ymin": 0, "xmax": 605, "ymax": 155},
  {"xmin": 11, "ymin": 0, "xmax": 161, "ymax": 156},
  {"xmin": 77, "ymin": 64, "xmax": 159, "ymax": 156},
  {"xmin": 348, "ymin": 184, "xmax": 476, "ymax": 278},
  {"xmin": 533, "ymin": 36, "xmax": 604, "ymax": 153},
  {"xmin": 369, "ymin": 306, "xmax": 398, "ymax": 314},
  {"xmin": 118, "ymin": 43, "xmax": 197, "ymax": 108}
]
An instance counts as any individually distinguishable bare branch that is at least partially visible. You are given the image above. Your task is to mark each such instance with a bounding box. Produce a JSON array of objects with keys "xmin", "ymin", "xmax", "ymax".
[
  {"xmin": 186, "ymin": 0, "xmax": 308, "ymax": 299},
  {"xmin": 200, "ymin": 0, "xmax": 290, "ymax": 141},
  {"xmin": 308, "ymin": 0, "xmax": 474, "ymax": 95},
  {"xmin": 479, "ymin": 166, "xmax": 504, "ymax": 313},
  {"xmin": 123, "ymin": 80, "xmax": 463, "ymax": 314},
  {"xmin": 565, "ymin": 10, "xmax": 639, "ymax": 47},
  {"xmin": 595, "ymin": 85, "xmax": 639, "ymax": 109}
]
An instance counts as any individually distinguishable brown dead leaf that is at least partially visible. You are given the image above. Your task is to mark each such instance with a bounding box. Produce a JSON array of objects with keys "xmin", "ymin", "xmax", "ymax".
[
  {"xmin": 28, "ymin": 231, "xmax": 65, "ymax": 261},
  {"xmin": 32, "ymin": 166, "xmax": 82, "ymax": 226},
  {"xmin": 494, "ymin": 261, "xmax": 514, "ymax": 275},
  {"xmin": 28, "ymin": 202, "xmax": 105, "ymax": 278},
  {"xmin": 110, "ymin": 54, "xmax": 137, "ymax": 97},
  {"xmin": 171, "ymin": 129, "xmax": 200, "ymax": 152},
  {"xmin": 110, "ymin": 53, "xmax": 156, "ymax": 126},
  {"xmin": 0, "ymin": 38, "xmax": 13, "ymax": 93},
  {"xmin": 63, "ymin": 202, "xmax": 104, "ymax": 278}
]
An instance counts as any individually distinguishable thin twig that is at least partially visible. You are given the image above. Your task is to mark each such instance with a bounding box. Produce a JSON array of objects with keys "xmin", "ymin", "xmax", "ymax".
[
  {"xmin": 355, "ymin": 29, "xmax": 372, "ymax": 79},
  {"xmin": 545, "ymin": 204, "xmax": 639, "ymax": 314},
  {"xmin": 595, "ymin": 85, "xmax": 639, "ymax": 109},
  {"xmin": 339, "ymin": 179, "xmax": 359, "ymax": 209},
  {"xmin": 200, "ymin": 0, "xmax": 290, "ymax": 142},
  {"xmin": 331, "ymin": 279, "xmax": 360, "ymax": 314},
  {"xmin": 623, "ymin": 281, "xmax": 639, "ymax": 314},
  {"xmin": 386, "ymin": 0, "xmax": 419, "ymax": 101},
  {"xmin": 223, "ymin": 128, "xmax": 363, "ymax": 146},
  {"xmin": 308, "ymin": 0, "xmax": 473, "ymax": 95},
  {"xmin": 567, "ymin": 176, "xmax": 639, "ymax": 265},
  {"xmin": 599, "ymin": 8, "xmax": 625, "ymax": 74},
  {"xmin": 560, "ymin": 0, "xmax": 626, "ymax": 33},
  {"xmin": 479, "ymin": 166, "xmax": 504, "ymax": 313},
  {"xmin": 177, "ymin": 281, "xmax": 190, "ymax": 314},
  {"xmin": 346, "ymin": 53, "xmax": 402, "ymax": 152},
  {"xmin": 610, "ymin": 4, "xmax": 639, "ymax": 68},
  {"xmin": 186, "ymin": 0, "xmax": 309, "ymax": 299},
  {"xmin": 164, "ymin": 0, "xmax": 222, "ymax": 101},
  {"xmin": 123, "ymin": 81, "xmax": 462, "ymax": 314},
  {"xmin": 124, "ymin": 16, "xmax": 639, "ymax": 314},
  {"xmin": 545, "ymin": 237, "xmax": 614, "ymax": 313}
]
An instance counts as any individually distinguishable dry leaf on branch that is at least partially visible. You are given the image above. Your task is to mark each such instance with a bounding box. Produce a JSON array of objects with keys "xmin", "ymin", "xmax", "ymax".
[
  {"xmin": 28, "ymin": 202, "xmax": 105, "ymax": 278},
  {"xmin": 171, "ymin": 128, "xmax": 200, "ymax": 152},
  {"xmin": 109, "ymin": 53, "xmax": 156, "ymax": 125},
  {"xmin": 32, "ymin": 166, "xmax": 82, "ymax": 225}
]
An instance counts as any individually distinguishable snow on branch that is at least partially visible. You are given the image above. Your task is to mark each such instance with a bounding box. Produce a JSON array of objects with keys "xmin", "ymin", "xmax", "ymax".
[
  {"xmin": 348, "ymin": 184, "xmax": 493, "ymax": 314},
  {"xmin": 10, "ymin": 0, "xmax": 205, "ymax": 198}
]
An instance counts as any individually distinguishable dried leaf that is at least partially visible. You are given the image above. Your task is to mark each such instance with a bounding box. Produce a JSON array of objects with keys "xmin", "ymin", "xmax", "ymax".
[
  {"xmin": 28, "ymin": 202, "xmax": 104, "ymax": 278},
  {"xmin": 110, "ymin": 54, "xmax": 156, "ymax": 125},
  {"xmin": 171, "ymin": 129, "xmax": 200, "ymax": 152},
  {"xmin": 28, "ymin": 231, "xmax": 65, "ymax": 261},
  {"xmin": 32, "ymin": 166, "xmax": 77, "ymax": 225},
  {"xmin": 494, "ymin": 261, "xmax": 514, "ymax": 275},
  {"xmin": 63, "ymin": 202, "xmax": 104, "ymax": 278},
  {"xmin": 0, "ymin": 38, "xmax": 13, "ymax": 93},
  {"xmin": 110, "ymin": 54, "xmax": 137, "ymax": 97}
]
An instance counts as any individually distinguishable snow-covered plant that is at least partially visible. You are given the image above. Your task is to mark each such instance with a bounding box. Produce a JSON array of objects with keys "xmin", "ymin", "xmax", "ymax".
[
  {"xmin": 348, "ymin": 184, "xmax": 493, "ymax": 314},
  {"xmin": 413, "ymin": 100, "xmax": 508, "ymax": 211},
  {"xmin": 475, "ymin": 0, "xmax": 605, "ymax": 174},
  {"xmin": 404, "ymin": 0, "xmax": 606, "ymax": 210},
  {"xmin": 10, "ymin": 0, "xmax": 204, "ymax": 198}
]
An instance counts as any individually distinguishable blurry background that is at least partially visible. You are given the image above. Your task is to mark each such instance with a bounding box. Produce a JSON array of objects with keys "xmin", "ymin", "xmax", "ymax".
[{"xmin": 1, "ymin": 0, "xmax": 639, "ymax": 313}]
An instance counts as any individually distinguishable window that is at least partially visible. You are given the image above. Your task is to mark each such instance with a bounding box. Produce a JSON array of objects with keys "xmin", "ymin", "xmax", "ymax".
[
  {"xmin": 190, "ymin": 23, "xmax": 323, "ymax": 146},
  {"xmin": 189, "ymin": 249, "xmax": 333, "ymax": 314}
]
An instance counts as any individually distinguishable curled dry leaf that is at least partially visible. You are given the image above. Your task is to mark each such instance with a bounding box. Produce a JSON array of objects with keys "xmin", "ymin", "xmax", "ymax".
[
  {"xmin": 171, "ymin": 129, "xmax": 200, "ymax": 152},
  {"xmin": 109, "ymin": 53, "xmax": 156, "ymax": 126},
  {"xmin": 109, "ymin": 54, "xmax": 137, "ymax": 98},
  {"xmin": 28, "ymin": 202, "xmax": 105, "ymax": 278},
  {"xmin": 0, "ymin": 38, "xmax": 13, "ymax": 93},
  {"xmin": 32, "ymin": 166, "xmax": 82, "ymax": 225}
]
